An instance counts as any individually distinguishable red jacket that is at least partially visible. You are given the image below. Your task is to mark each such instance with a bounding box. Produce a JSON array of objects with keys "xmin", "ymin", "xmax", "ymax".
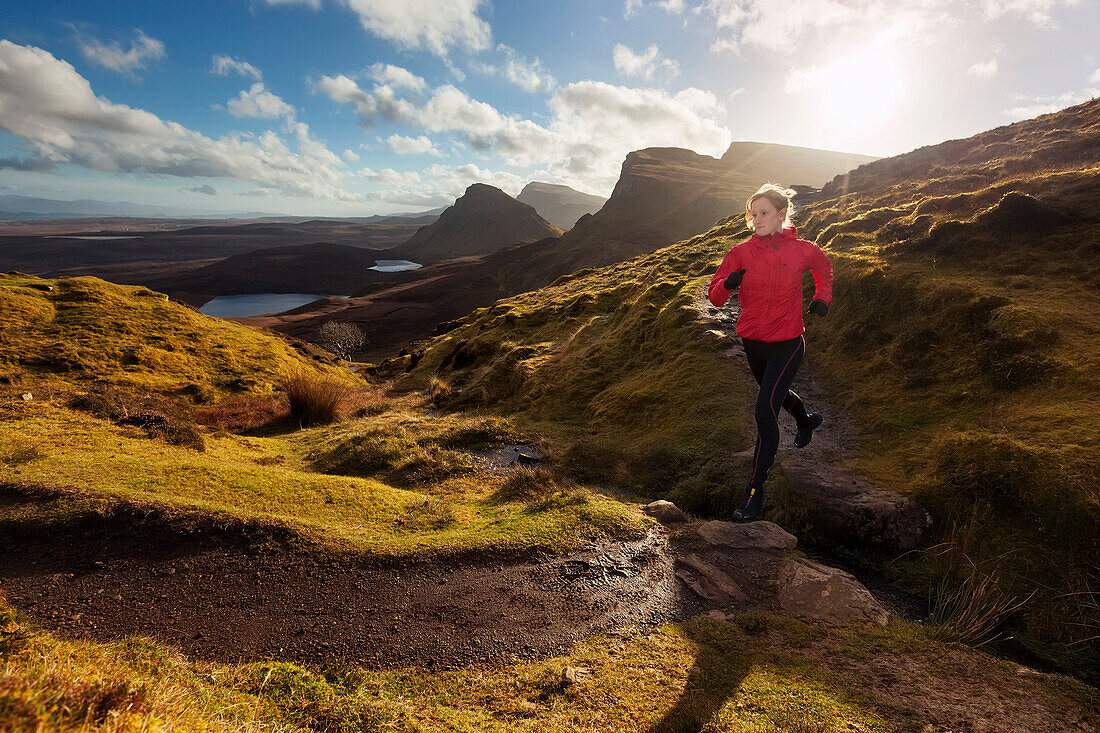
[{"xmin": 708, "ymin": 226, "xmax": 833, "ymax": 342}]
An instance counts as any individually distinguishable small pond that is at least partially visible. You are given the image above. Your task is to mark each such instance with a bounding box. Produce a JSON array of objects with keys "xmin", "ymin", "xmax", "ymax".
[
  {"xmin": 369, "ymin": 259, "xmax": 422, "ymax": 272},
  {"xmin": 199, "ymin": 293, "xmax": 349, "ymax": 318}
]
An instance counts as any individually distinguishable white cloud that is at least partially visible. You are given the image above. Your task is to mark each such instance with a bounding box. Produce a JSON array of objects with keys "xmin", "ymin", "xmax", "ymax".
[
  {"xmin": 227, "ymin": 83, "xmax": 296, "ymax": 119},
  {"xmin": 658, "ymin": 0, "xmax": 687, "ymax": 11},
  {"xmin": 366, "ymin": 62, "xmax": 426, "ymax": 91},
  {"xmin": 980, "ymin": 0, "xmax": 1077, "ymax": 25},
  {"xmin": 343, "ymin": 148, "xmax": 360, "ymax": 162},
  {"xmin": 703, "ymin": 0, "xmax": 1077, "ymax": 54},
  {"xmin": 319, "ymin": 74, "xmax": 730, "ymax": 193},
  {"xmin": 386, "ymin": 134, "xmax": 442, "ymax": 155},
  {"xmin": 1088, "ymin": 67, "xmax": 1100, "ymax": 85},
  {"xmin": 612, "ymin": 44, "xmax": 680, "ymax": 81},
  {"xmin": 967, "ymin": 59, "xmax": 998, "ymax": 79},
  {"xmin": 339, "ymin": 0, "xmax": 491, "ymax": 56},
  {"xmin": 78, "ymin": 30, "xmax": 165, "ymax": 77},
  {"xmin": 264, "ymin": 0, "xmax": 322, "ymax": 9},
  {"xmin": 1004, "ymin": 90, "xmax": 1096, "ymax": 119},
  {"xmin": 0, "ymin": 41, "xmax": 357, "ymax": 201},
  {"xmin": 211, "ymin": 54, "xmax": 262, "ymax": 80},
  {"xmin": 500, "ymin": 45, "xmax": 556, "ymax": 93},
  {"xmin": 704, "ymin": 0, "xmax": 857, "ymax": 51},
  {"xmin": 624, "ymin": 0, "xmax": 644, "ymax": 18}
]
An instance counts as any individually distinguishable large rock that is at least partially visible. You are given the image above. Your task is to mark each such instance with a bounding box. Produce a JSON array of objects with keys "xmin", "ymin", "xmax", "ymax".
[
  {"xmin": 776, "ymin": 557, "xmax": 889, "ymax": 626},
  {"xmin": 781, "ymin": 464, "xmax": 932, "ymax": 553}
]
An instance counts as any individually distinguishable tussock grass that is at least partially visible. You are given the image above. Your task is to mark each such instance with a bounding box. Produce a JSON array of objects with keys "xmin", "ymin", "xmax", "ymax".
[
  {"xmin": 282, "ymin": 372, "xmax": 353, "ymax": 426},
  {"xmin": 924, "ymin": 513, "xmax": 1035, "ymax": 648}
]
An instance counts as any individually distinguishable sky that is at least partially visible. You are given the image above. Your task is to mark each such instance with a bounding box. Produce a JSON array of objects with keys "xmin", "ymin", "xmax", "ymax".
[{"xmin": 0, "ymin": 0, "xmax": 1097, "ymax": 216}]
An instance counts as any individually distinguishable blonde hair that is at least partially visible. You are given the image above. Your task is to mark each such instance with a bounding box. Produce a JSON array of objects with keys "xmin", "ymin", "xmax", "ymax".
[{"xmin": 745, "ymin": 183, "xmax": 796, "ymax": 230}]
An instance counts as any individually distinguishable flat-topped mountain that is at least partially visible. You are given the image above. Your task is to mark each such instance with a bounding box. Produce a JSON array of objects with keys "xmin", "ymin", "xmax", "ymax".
[
  {"xmin": 516, "ymin": 181, "xmax": 607, "ymax": 230},
  {"xmin": 398, "ymin": 183, "xmax": 563, "ymax": 263}
]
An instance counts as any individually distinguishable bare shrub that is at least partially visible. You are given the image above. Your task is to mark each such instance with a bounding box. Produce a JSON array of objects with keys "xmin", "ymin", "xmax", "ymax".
[
  {"xmin": 318, "ymin": 321, "xmax": 366, "ymax": 360},
  {"xmin": 282, "ymin": 373, "xmax": 352, "ymax": 427},
  {"xmin": 69, "ymin": 386, "xmax": 204, "ymax": 451}
]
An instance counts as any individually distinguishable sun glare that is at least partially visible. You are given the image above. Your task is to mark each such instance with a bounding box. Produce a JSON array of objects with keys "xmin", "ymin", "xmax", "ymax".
[{"xmin": 805, "ymin": 46, "xmax": 906, "ymax": 142}]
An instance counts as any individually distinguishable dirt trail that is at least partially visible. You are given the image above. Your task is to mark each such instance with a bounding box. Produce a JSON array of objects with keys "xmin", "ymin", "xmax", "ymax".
[{"xmin": 0, "ymin": 494, "xmax": 710, "ymax": 669}]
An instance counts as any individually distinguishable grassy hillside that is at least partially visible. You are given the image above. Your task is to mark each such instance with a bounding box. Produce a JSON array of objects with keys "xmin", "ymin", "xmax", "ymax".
[
  {"xmin": 0, "ymin": 271, "xmax": 646, "ymax": 556},
  {"xmin": 0, "ymin": 273, "xmax": 349, "ymax": 398},
  {"xmin": 794, "ymin": 100, "xmax": 1100, "ymax": 673},
  {"xmin": 397, "ymin": 100, "xmax": 1100, "ymax": 676}
]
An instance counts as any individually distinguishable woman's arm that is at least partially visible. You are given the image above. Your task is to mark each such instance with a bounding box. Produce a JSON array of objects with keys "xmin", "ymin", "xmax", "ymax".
[
  {"xmin": 708, "ymin": 247, "xmax": 743, "ymax": 307},
  {"xmin": 806, "ymin": 243, "xmax": 833, "ymax": 306}
]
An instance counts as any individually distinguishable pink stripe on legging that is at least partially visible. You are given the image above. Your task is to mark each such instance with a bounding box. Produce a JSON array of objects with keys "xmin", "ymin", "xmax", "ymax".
[{"xmin": 748, "ymin": 336, "xmax": 804, "ymax": 486}]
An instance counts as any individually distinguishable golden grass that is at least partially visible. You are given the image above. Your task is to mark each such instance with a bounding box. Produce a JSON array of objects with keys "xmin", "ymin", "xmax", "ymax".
[{"xmin": 0, "ymin": 392, "xmax": 648, "ymax": 558}]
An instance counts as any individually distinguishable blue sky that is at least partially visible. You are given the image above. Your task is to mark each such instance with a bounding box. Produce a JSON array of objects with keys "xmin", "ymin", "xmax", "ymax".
[{"xmin": 1, "ymin": 0, "xmax": 1097, "ymax": 216}]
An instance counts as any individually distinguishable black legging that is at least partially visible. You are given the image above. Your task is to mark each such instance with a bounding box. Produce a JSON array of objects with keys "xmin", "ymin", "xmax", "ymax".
[{"xmin": 742, "ymin": 335, "xmax": 809, "ymax": 489}]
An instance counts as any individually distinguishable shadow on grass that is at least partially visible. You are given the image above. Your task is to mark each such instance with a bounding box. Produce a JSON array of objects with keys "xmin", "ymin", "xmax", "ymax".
[{"xmin": 645, "ymin": 618, "xmax": 755, "ymax": 733}]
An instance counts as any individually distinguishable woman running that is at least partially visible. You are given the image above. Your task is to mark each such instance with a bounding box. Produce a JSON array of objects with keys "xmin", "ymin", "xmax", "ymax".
[{"xmin": 707, "ymin": 183, "xmax": 833, "ymax": 522}]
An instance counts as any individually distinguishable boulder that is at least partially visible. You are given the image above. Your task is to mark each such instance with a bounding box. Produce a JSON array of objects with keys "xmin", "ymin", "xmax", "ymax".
[
  {"xmin": 644, "ymin": 500, "xmax": 688, "ymax": 524},
  {"xmin": 695, "ymin": 520, "xmax": 798, "ymax": 553},
  {"xmin": 781, "ymin": 464, "xmax": 932, "ymax": 553},
  {"xmin": 776, "ymin": 557, "xmax": 889, "ymax": 626}
]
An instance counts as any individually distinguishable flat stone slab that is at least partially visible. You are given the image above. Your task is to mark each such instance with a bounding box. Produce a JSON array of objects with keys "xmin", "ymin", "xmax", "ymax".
[
  {"xmin": 782, "ymin": 464, "xmax": 933, "ymax": 553},
  {"xmin": 696, "ymin": 520, "xmax": 798, "ymax": 553}
]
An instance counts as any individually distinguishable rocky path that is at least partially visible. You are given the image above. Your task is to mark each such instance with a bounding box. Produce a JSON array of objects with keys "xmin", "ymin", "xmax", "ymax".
[{"xmin": 693, "ymin": 288, "xmax": 933, "ymax": 553}]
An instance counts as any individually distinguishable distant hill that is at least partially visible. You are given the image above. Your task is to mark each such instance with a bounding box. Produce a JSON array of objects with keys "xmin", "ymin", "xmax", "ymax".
[
  {"xmin": 0, "ymin": 217, "xmax": 431, "ymax": 285},
  {"xmin": 397, "ymin": 183, "xmax": 563, "ymax": 263},
  {"xmin": 517, "ymin": 182, "xmax": 606, "ymax": 230},
  {"xmin": 251, "ymin": 142, "xmax": 874, "ymax": 355}
]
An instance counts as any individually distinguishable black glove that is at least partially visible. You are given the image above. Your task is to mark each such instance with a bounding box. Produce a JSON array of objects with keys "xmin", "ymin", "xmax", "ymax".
[
  {"xmin": 808, "ymin": 299, "xmax": 829, "ymax": 317},
  {"xmin": 724, "ymin": 269, "xmax": 745, "ymax": 290}
]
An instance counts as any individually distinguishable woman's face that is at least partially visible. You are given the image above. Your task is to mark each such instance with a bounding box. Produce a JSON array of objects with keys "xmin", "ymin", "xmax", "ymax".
[{"xmin": 750, "ymin": 197, "xmax": 786, "ymax": 237}]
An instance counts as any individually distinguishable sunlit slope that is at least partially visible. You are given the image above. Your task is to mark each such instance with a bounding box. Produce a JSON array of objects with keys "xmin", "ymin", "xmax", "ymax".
[
  {"xmin": 0, "ymin": 273, "xmax": 348, "ymax": 396},
  {"xmin": 397, "ymin": 225, "xmax": 756, "ymax": 512}
]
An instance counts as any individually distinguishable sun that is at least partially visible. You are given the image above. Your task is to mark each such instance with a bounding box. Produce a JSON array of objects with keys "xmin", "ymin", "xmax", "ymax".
[{"xmin": 800, "ymin": 45, "xmax": 907, "ymax": 140}]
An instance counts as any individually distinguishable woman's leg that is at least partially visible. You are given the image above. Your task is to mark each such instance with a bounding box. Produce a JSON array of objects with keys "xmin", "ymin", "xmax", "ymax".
[
  {"xmin": 745, "ymin": 338, "xmax": 811, "ymax": 427},
  {"xmin": 736, "ymin": 336, "xmax": 805, "ymax": 520}
]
